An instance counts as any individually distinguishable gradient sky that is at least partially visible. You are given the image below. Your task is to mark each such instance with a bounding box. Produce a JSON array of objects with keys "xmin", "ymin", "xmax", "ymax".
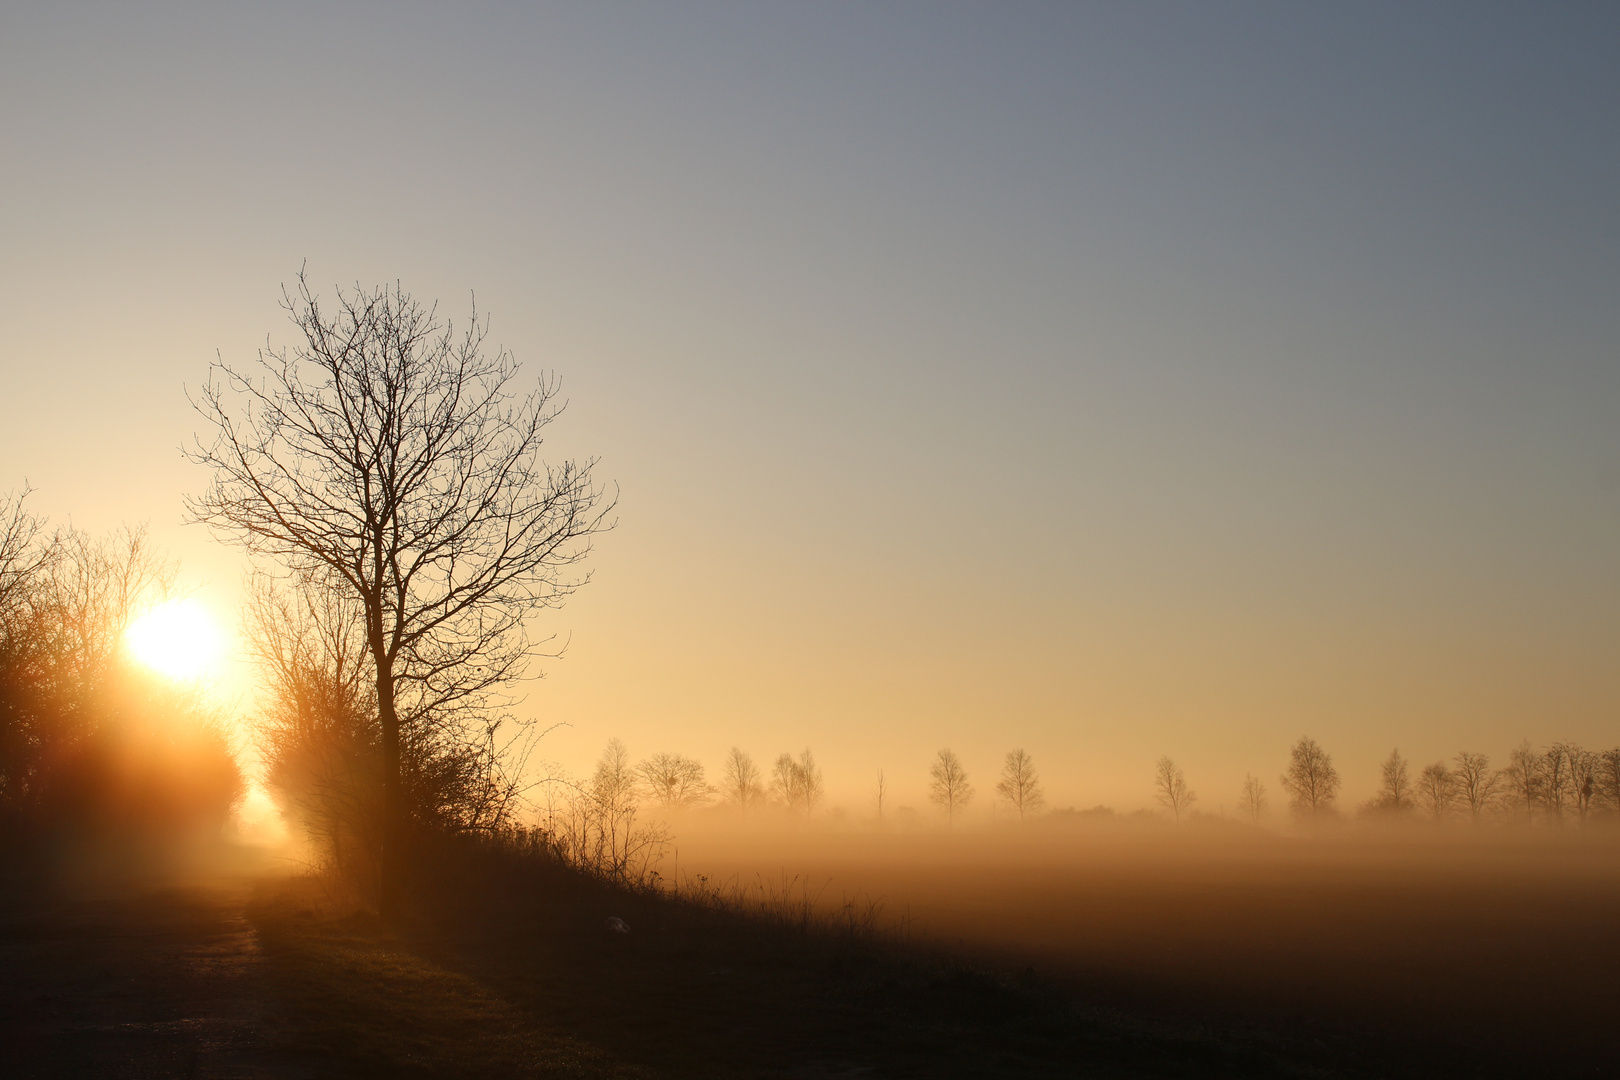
[{"xmin": 2, "ymin": 3, "xmax": 1616, "ymax": 812}]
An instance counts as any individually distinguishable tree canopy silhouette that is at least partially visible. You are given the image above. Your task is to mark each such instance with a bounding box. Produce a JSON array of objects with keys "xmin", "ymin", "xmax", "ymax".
[{"xmin": 186, "ymin": 272, "xmax": 612, "ymax": 917}]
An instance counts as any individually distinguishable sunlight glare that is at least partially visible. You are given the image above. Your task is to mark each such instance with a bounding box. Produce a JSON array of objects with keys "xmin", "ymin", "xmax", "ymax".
[{"xmin": 125, "ymin": 598, "xmax": 226, "ymax": 682}]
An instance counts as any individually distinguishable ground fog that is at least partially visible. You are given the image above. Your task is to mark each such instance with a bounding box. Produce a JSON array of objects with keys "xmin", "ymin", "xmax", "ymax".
[{"xmin": 666, "ymin": 820, "xmax": 1620, "ymax": 1071}]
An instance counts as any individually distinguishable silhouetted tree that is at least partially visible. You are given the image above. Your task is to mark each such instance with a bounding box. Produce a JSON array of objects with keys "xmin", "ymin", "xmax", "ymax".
[
  {"xmin": 249, "ymin": 574, "xmax": 524, "ymax": 896},
  {"xmin": 928, "ymin": 748, "xmax": 974, "ymax": 826},
  {"xmin": 593, "ymin": 738, "xmax": 637, "ymax": 812},
  {"xmin": 1597, "ymin": 749, "xmax": 1620, "ymax": 815},
  {"xmin": 720, "ymin": 746, "xmax": 765, "ymax": 809},
  {"xmin": 638, "ymin": 751, "xmax": 713, "ymax": 812},
  {"xmin": 771, "ymin": 748, "xmax": 824, "ymax": 814},
  {"xmin": 1417, "ymin": 762, "xmax": 1455, "ymax": 819},
  {"xmin": 1539, "ymin": 743, "xmax": 1575, "ymax": 824},
  {"xmin": 1368, "ymin": 748, "xmax": 1414, "ymax": 816},
  {"xmin": 1549, "ymin": 742, "xmax": 1597, "ymax": 825},
  {"xmin": 0, "ymin": 487, "xmax": 54, "ymax": 618},
  {"xmin": 874, "ymin": 769, "xmax": 886, "ymax": 822},
  {"xmin": 539, "ymin": 739, "xmax": 666, "ymax": 883},
  {"xmin": 995, "ymin": 748, "xmax": 1045, "ymax": 822},
  {"xmin": 1279, "ymin": 736, "xmax": 1340, "ymax": 820},
  {"xmin": 1239, "ymin": 774, "xmax": 1267, "ymax": 825},
  {"xmin": 1501, "ymin": 740, "xmax": 1545, "ymax": 824},
  {"xmin": 1452, "ymin": 751, "xmax": 1499, "ymax": 822},
  {"xmin": 1154, "ymin": 756, "xmax": 1196, "ymax": 822},
  {"xmin": 186, "ymin": 272, "xmax": 612, "ymax": 918}
]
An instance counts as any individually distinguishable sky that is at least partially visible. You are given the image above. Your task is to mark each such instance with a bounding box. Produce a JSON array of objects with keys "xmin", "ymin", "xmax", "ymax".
[{"xmin": 1, "ymin": 2, "xmax": 1616, "ymax": 814}]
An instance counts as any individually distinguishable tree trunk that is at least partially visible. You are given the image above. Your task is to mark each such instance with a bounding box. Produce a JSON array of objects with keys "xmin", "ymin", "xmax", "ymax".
[{"xmin": 375, "ymin": 654, "xmax": 401, "ymax": 922}]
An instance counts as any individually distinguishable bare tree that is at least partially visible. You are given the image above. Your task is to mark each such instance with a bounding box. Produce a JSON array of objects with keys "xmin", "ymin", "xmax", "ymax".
[
  {"xmin": 1452, "ymin": 751, "xmax": 1499, "ymax": 822},
  {"xmin": 1566, "ymin": 744, "xmax": 1598, "ymax": 825},
  {"xmin": 1153, "ymin": 756, "xmax": 1196, "ymax": 822},
  {"xmin": 995, "ymin": 748, "xmax": 1045, "ymax": 822},
  {"xmin": 1417, "ymin": 762, "xmax": 1455, "ymax": 819},
  {"xmin": 593, "ymin": 738, "xmax": 637, "ymax": 813},
  {"xmin": 186, "ymin": 273, "xmax": 612, "ymax": 918},
  {"xmin": 248, "ymin": 571, "xmax": 527, "ymax": 895},
  {"xmin": 0, "ymin": 487, "xmax": 56, "ymax": 621},
  {"xmin": 1239, "ymin": 774, "xmax": 1267, "ymax": 825},
  {"xmin": 637, "ymin": 751, "xmax": 713, "ymax": 813},
  {"xmin": 536, "ymin": 740, "xmax": 667, "ymax": 884},
  {"xmin": 874, "ymin": 769, "xmax": 886, "ymax": 822},
  {"xmin": 1501, "ymin": 740, "xmax": 1545, "ymax": 824},
  {"xmin": 928, "ymin": 748, "xmax": 974, "ymax": 826},
  {"xmin": 1541, "ymin": 743, "xmax": 1575, "ymax": 824},
  {"xmin": 1279, "ymin": 736, "xmax": 1340, "ymax": 821},
  {"xmin": 770, "ymin": 748, "xmax": 824, "ymax": 814},
  {"xmin": 1368, "ymin": 748, "xmax": 1414, "ymax": 816},
  {"xmin": 1545, "ymin": 742, "xmax": 1597, "ymax": 826},
  {"xmin": 1597, "ymin": 749, "xmax": 1620, "ymax": 815},
  {"xmin": 720, "ymin": 746, "xmax": 765, "ymax": 809}
]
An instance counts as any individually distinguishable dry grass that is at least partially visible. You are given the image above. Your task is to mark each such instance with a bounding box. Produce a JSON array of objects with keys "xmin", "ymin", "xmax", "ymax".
[{"xmin": 241, "ymin": 833, "xmax": 1405, "ymax": 1080}]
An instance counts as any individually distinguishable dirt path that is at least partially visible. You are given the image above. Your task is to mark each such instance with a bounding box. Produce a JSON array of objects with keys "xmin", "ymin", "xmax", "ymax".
[{"xmin": 0, "ymin": 871, "xmax": 292, "ymax": 1079}]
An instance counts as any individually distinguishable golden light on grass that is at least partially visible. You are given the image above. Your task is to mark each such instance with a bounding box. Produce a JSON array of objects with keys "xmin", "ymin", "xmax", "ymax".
[{"xmin": 125, "ymin": 597, "xmax": 226, "ymax": 682}]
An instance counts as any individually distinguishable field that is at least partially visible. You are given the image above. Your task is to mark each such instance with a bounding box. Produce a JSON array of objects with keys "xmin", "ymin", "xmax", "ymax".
[
  {"xmin": 3, "ymin": 826, "xmax": 1615, "ymax": 1078},
  {"xmin": 672, "ymin": 822, "xmax": 1620, "ymax": 1076}
]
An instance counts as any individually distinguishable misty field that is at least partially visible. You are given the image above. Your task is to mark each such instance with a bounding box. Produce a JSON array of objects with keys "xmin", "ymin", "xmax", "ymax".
[{"xmin": 672, "ymin": 823, "xmax": 1620, "ymax": 1075}]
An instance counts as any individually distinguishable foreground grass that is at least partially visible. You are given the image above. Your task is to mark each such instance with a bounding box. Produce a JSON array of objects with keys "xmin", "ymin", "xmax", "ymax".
[{"xmin": 247, "ymin": 846, "xmax": 1376, "ymax": 1080}]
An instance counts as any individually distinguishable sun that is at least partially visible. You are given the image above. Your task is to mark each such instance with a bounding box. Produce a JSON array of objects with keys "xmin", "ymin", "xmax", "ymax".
[{"xmin": 125, "ymin": 598, "xmax": 226, "ymax": 682}]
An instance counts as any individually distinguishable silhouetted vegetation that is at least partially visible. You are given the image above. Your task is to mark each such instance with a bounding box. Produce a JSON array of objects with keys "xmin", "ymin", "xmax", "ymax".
[
  {"xmin": 0, "ymin": 490, "xmax": 242, "ymax": 860},
  {"xmin": 1154, "ymin": 756, "xmax": 1196, "ymax": 822},
  {"xmin": 187, "ymin": 273, "xmax": 612, "ymax": 917},
  {"xmin": 996, "ymin": 748, "xmax": 1045, "ymax": 821},
  {"xmin": 1280, "ymin": 735, "xmax": 1341, "ymax": 820},
  {"xmin": 771, "ymin": 747, "xmax": 825, "ymax": 813},
  {"xmin": 929, "ymin": 747, "xmax": 974, "ymax": 826}
]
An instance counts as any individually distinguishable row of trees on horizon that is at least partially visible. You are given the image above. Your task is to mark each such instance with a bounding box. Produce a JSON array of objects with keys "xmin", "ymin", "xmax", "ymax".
[{"xmin": 540, "ymin": 735, "xmax": 1620, "ymax": 831}]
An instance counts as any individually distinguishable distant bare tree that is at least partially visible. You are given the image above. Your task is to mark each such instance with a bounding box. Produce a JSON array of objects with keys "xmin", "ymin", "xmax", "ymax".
[
  {"xmin": 186, "ymin": 273, "xmax": 612, "ymax": 917},
  {"xmin": 1597, "ymin": 749, "xmax": 1620, "ymax": 815},
  {"xmin": 1368, "ymin": 748, "xmax": 1414, "ymax": 816},
  {"xmin": 995, "ymin": 748, "xmax": 1045, "ymax": 822},
  {"xmin": 1546, "ymin": 742, "xmax": 1597, "ymax": 825},
  {"xmin": 1279, "ymin": 736, "xmax": 1340, "ymax": 820},
  {"xmin": 540, "ymin": 739, "xmax": 666, "ymax": 884},
  {"xmin": 1417, "ymin": 762, "xmax": 1455, "ymax": 819},
  {"xmin": 1154, "ymin": 756, "xmax": 1196, "ymax": 822},
  {"xmin": 720, "ymin": 746, "xmax": 765, "ymax": 809},
  {"xmin": 1501, "ymin": 740, "xmax": 1545, "ymax": 824},
  {"xmin": 593, "ymin": 738, "xmax": 637, "ymax": 813},
  {"xmin": 1540, "ymin": 743, "xmax": 1576, "ymax": 824},
  {"xmin": 874, "ymin": 769, "xmax": 887, "ymax": 822},
  {"xmin": 637, "ymin": 751, "xmax": 713, "ymax": 812},
  {"xmin": 771, "ymin": 748, "xmax": 824, "ymax": 814},
  {"xmin": 1452, "ymin": 751, "xmax": 1499, "ymax": 822},
  {"xmin": 928, "ymin": 748, "xmax": 974, "ymax": 826},
  {"xmin": 1238, "ymin": 774, "xmax": 1267, "ymax": 825}
]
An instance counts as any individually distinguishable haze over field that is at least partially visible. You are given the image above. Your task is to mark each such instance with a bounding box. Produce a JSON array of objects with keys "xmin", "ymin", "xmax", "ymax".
[{"xmin": 2, "ymin": 5, "xmax": 1617, "ymax": 809}]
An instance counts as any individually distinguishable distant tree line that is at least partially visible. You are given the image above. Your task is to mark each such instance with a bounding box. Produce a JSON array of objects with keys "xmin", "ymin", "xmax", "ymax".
[
  {"xmin": 0, "ymin": 489, "xmax": 242, "ymax": 853},
  {"xmin": 530, "ymin": 731, "xmax": 1620, "ymax": 839},
  {"xmin": 1157, "ymin": 735, "xmax": 1620, "ymax": 827},
  {"xmin": 531, "ymin": 741, "xmax": 1057, "ymax": 836}
]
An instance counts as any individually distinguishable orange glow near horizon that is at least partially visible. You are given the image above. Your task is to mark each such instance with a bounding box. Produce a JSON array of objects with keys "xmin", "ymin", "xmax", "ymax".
[{"xmin": 125, "ymin": 598, "xmax": 227, "ymax": 683}]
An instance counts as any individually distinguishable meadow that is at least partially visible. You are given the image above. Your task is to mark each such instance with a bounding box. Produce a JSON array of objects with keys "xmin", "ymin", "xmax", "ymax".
[{"xmin": 667, "ymin": 819, "xmax": 1620, "ymax": 1076}]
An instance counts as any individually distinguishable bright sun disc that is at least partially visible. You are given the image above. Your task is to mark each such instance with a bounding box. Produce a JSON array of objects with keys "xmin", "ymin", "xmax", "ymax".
[{"xmin": 125, "ymin": 598, "xmax": 225, "ymax": 681}]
